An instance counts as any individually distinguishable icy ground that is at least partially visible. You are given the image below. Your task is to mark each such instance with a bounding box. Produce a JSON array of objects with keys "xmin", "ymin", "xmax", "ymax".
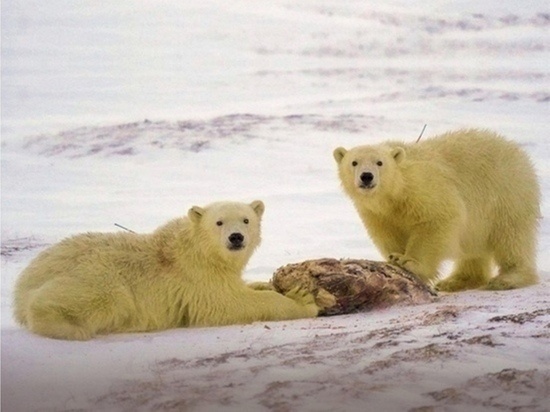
[{"xmin": 2, "ymin": 1, "xmax": 549, "ymax": 411}]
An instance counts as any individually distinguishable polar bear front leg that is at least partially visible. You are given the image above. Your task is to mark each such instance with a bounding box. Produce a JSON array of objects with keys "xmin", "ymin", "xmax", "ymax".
[
  {"xmin": 252, "ymin": 287, "xmax": 320, "ymax": 321},
  {"xmin": 437, "ymin": 257, "xmax": 492, "ymax": 291},
  {"xmin": 388, "ymin": 221, "xmax": 455, "ymax": 284},
  {"xmin": 210, "ymin": 288, "xmax": 319, "ymax": 326}
]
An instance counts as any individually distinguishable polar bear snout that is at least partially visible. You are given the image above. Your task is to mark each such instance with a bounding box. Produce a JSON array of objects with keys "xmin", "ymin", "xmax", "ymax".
[
  {"xmin": 358, "ymin": 171, "xmax": 377, "ymax": 189},
  {"xmin": 228, "ymin": 232, "xmax": 245, "ymax": 250},
  {"xmin": 360, "ymin": 172, "xmax": 374, "ymax": 185}
]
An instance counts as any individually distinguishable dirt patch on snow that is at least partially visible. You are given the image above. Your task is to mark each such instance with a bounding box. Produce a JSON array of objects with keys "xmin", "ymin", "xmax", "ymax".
[
  {"xmin": 20, "ymin": 114, "xmax": 384, "ymax": 159},
  {"xmin": 1, "ymin": 237, "xmax": 48, "ymax": 259}
]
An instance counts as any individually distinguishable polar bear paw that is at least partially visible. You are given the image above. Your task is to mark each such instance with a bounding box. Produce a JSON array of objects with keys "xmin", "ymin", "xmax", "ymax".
[
  {"xmin": 388, "ymin": 252, "xmax": 417, "ymax": 270},
  {"xmin": 388, "ymin": 252, "xmax": 433, "ymax": 283},
  {"xmin": 284, "ymin": 286, "xmax": 320, "ymax": 316},
  {"xmin": 247, "ymin": 281, "xmax": 275, "ymax": 291},
  {"xmin": 285, "ymin": 286, "xmax": 316, "ymax": 305}
]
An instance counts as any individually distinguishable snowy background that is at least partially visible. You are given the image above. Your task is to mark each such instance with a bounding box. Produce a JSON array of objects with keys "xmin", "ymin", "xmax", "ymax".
[{"xmin": 1, "ymin": 1, "xmax": 549, "ymax": 411}]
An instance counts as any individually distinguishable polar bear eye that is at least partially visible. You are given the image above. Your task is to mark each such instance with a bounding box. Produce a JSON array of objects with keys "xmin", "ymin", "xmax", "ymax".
[
  {"xmin": 377, "ymin": 160, "xmax": 383, "ymax": 166},
  {"xmin": 243, "ymin": 218, "xmax": 249, "ymax": 224},
  {"xmin": 351, "ymin": 161, "xmax": 358, "ymax": 167},
  {"xmin": 216, "ymin": 221, "xmax": 223, "ymax": 226}
]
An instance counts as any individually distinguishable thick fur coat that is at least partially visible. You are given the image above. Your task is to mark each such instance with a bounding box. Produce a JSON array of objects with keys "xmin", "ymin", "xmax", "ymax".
[
  {"xmin": 13, "ymin": 201, "xmax": 319, "ymax": 340},
  {"xmin": 334, "ymin": 129, "xmax": 540, "ymax": 291}
]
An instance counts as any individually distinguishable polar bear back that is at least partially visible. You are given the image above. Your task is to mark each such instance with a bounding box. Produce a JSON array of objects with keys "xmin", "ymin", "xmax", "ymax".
[{"xmin": 405, "ymin": 129, "xmax": 540, "ymax": 229}]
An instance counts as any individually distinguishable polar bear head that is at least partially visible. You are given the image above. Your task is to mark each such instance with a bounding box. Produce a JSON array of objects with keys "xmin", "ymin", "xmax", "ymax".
[
  {"xmin": 188, "ymin": 200, "xmax": 264, "ymax": 264},
  {"xmin": 333, "ymin": 143, "xmax": 406, "ymax": 200}
]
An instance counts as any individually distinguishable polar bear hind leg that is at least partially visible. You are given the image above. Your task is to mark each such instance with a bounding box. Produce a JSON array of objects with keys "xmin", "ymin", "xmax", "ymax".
[
  {"xmin": 488, "ymin": 224, "xmax": 539, "ymax": 290},
  {"xmin": 25, "ymin": 277, "xmax": 134, "ymax": 340}
]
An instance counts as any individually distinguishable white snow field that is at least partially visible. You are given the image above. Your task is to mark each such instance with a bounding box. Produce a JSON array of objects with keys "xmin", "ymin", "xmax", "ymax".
[{"xmin": 1, "ymin": 1, "xmax": 549, "ymax": 411}]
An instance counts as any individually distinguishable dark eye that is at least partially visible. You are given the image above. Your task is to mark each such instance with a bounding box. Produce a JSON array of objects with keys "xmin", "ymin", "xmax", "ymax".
[
  {"xmin": 216, "ymin": 221, "xmax": 223, "ymax": 226},
  {"xmin": 351, "ymin": 161, "xmax": 358, "ymax": 167},
  {"xmin": 243, "ymin": 218, "xmax": 249, "ymax": 224},
  {"xmin": 377, "ymin": 161, "xmax": 383, "ymax": 166}
]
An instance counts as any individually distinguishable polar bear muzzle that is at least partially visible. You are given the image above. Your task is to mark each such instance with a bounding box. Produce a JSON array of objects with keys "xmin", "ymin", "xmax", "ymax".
[
  {"xmin": 359, "ymin": 172, "xmax": 376, "ymax": 189},
  {"xmin": 356, "ymin": 166, "xmax": 379, "ymax": 191},
  {"xmin": 227, "ymin": 232, "xmax": 245, "ymax": 251}
]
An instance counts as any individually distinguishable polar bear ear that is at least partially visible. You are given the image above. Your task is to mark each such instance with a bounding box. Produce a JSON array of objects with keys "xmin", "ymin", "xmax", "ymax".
[
  {"xmin": 391, "ymin": 147, "xmax": 406, "ymax": 163},
  {"xmin": 188, "ymin": 206, "xmax": 205, "ymax": 224},
  {"xmin": 250, "ymin": 200, "xmax": 265, "ymax": 219},
  {"xmin": 333, "ymin": 147, "xmax": 347, "ymax": 164}
]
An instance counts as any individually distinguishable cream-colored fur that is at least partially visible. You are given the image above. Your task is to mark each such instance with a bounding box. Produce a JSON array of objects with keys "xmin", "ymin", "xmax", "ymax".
[
  {"xmin": 13, "ymin": 201, "xmax": 319, "ymax": 340},
  {"xmin": 333, "ymin": 129, "xmax": 540, "ymax": 291}
]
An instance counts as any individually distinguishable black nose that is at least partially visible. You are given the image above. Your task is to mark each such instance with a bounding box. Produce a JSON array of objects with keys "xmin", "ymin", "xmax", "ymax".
[
  {"xmin": 228, "ymin": 233, "xmax": 244, "ymax": 246},
  {"xmin": 360, "ymin": 172, "xmax": 374, "ymax": 185}
]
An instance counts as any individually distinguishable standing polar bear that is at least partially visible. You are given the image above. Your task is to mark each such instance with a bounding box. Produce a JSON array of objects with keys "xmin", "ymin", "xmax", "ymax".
[
  {"xmin": 333, "ymin": 129, "xmax": 540, "ymax": 291},
  {"xmin": 13, "ymin": 201, "xmax": 319, "ymax": 340}
]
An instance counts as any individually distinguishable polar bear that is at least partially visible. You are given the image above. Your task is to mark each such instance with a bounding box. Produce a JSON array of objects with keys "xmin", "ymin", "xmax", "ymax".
[
  {"xmin": 13, "ymin": 200, "xmax": 319, "ymax": 340},
  {"xmin": 333, "ymin": 129, "xmax": 540, "ymax": 291}
]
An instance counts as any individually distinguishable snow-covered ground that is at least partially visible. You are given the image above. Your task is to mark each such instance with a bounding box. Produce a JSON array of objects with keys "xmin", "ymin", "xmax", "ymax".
[{"xmin": 2, "ymin": 1, "xmax": 549, "ymax": 411}]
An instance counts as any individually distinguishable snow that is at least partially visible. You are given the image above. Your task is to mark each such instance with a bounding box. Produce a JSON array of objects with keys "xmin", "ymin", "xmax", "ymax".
[{"xmin": 1, "ymin": 1, "xmax": 549, "ymax": 411}]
